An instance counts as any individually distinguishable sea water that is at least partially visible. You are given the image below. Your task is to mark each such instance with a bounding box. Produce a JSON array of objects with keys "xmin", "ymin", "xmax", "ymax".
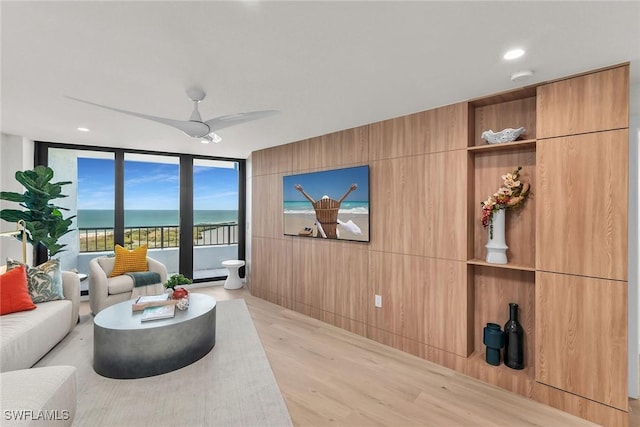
[
  {"xmin": 77, "ymin": 210, "xmax": 238, "ymax": 228},
  {"xmin": 283, "ymin": 201, "xmax": 369, "ymax": 215}
]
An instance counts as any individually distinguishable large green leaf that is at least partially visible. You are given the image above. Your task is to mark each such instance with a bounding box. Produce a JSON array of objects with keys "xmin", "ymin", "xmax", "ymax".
[
  {"xmin": 25, "ymin": 221, "xmax": 48, "ymax": 245},
  {"xmin": 16, "ymin": 170, "xmax": 49, "ymax": 197},
  {"xmin": 0, "ymin": 209, "xmax": 30, "ymax": 222},
  {"xmin": 0, "ymin": 191, "xmax": 26, "ymax": 203},
  {"xmin": 43, "ymin": 182, "xmax": 62, "ymax": 199},
  {"xmin": 52, "ymin": 180, "xmax": 72, "ymax": 187}
]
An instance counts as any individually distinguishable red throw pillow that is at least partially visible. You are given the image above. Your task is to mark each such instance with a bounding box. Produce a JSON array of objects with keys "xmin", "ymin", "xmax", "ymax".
[{"xmin": 0, "ymin": 265, "xmax": 37, "ymax": 315}]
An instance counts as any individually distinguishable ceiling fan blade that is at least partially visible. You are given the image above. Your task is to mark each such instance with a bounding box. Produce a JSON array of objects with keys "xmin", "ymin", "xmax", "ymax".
[
  {"xmin": 65, "ymin": 96, "xmax": 211, "ymax": 137},
  {"xmin": 204, "ymin": 110, "xmax": 279, "ymax": 132}
]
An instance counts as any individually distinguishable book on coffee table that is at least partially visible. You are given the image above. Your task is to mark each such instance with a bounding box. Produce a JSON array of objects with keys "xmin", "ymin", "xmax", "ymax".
[
  {"xmin": 141, "ymin": 304, "xmax": 176, "ymax": 322},
  {"xmin": 132, "ymin": 294, "xmax": 177, "ymax": 312}
]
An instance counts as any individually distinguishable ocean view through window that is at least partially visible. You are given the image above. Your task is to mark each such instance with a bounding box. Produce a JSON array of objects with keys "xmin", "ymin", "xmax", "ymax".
[
  {"xmin": 192, "ymin": 159, "xmax": 240, "ymax": 277},
  {"xmin": 42, "ymin": 142, "xmax": 244, "ymax": 284},
  {"xmin": 77, "ymin": 209, "xmax": 239, "ymax": 251}
]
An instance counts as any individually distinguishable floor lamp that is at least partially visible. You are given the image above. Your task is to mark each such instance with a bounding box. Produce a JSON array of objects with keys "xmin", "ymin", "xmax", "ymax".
[{"xmin": 0, "ymin": 219, "xmax": 27, "ymax": 264}]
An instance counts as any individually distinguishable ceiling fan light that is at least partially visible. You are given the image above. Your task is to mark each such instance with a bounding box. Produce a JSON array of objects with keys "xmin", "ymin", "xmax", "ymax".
[{"xmin": 210, "ymin": 133, "xmax": 222, "ymax": 143}]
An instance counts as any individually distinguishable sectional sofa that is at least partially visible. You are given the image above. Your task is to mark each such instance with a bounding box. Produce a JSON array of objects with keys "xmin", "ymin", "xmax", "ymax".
[{"xmin": 0, "ymin": 268, "xmax": 80, "ymax": 426}]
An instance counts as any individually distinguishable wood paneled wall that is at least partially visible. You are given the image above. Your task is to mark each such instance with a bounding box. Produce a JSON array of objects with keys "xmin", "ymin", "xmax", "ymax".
[
  {"xmin": 536, "ymin": 130, "xmax": 628, "ymax": 280},
  {"xmin": 532, "ymin": 64, "xmax": 630, "ymax": 424},
  {"xmin": 250, "ymin": 63, "xmax": 630, "ymax": 427},
  {"xmin": 536, "ymin": 272, "xmax": 628, "ymax": 411},
  {"xmin": 250, "ymin": 103, "xmax": 473, "ymax": 363},
  {"xmin": 536, "ymin": 65, "xmax": 629, "ymax": 139}
]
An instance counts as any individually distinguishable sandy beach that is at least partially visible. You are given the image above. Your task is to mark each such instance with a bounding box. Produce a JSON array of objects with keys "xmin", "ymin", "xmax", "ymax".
[{"xmin": 284, "ymin": 212, "xmax": 369, "ymax": 242}]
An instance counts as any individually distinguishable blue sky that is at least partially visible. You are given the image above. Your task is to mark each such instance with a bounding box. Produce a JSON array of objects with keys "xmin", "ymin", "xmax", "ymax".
[
  {"xmin": 77, "ymin": 158, "xmax": 238, "ymax": 210},
  {"xmin": 283, "ymin": 165, "xmax": 369, "ymax": 202}
]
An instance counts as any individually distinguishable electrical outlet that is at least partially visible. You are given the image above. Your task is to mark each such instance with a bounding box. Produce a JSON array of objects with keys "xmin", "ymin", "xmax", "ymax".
[{"xmin": 374, "ymin": 294, "xmax": 382, "ymax": 308}]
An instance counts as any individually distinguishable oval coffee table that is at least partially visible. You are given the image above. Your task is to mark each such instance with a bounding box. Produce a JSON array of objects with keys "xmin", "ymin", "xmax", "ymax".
[{"xmin": 93, "ymin": 293, "xmax": 216, "ymax": 379}]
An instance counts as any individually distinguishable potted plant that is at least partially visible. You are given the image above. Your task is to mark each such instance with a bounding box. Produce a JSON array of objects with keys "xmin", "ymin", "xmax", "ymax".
[
  {"xmin": 0, "ymin": 166, "xmax": 75, "ymax": 258},
  {"xmin": 164, "ymin": 273, "xmax": 192, "ymax": 300}
]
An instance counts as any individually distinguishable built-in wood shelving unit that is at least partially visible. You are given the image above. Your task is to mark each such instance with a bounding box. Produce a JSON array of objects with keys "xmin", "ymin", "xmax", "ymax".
[{"xmin": 466, "ymin": 86, "xmax": 538, "ymax": 394}]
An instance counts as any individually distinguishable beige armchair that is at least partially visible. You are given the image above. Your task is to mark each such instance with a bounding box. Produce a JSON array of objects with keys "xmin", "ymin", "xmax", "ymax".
[{"xmin": 89, "ymin": 256, "xmax": 168, "ymax": 315}]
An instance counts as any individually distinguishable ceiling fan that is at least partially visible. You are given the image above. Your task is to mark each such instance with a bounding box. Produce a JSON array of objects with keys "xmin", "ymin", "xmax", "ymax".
[{"xmin": 65, "ymin": 88, "xmax": 278, "ymax": 143}]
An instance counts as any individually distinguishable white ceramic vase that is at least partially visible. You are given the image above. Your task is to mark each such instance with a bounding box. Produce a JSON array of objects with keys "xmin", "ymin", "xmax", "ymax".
[{"xmin": 486, "ymin": 209, "xmax": 508, "ymax": 264}]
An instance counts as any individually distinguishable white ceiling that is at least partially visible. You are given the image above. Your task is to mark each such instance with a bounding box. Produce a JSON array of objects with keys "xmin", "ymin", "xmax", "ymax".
[{"xmin": 1, "ymin": 1, "xmax": 639, "ymax": 159}]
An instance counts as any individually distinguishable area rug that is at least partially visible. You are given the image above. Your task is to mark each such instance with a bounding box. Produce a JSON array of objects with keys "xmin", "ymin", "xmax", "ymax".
[{"xmin": 35, "ymin": 299, "xmax": 293, "ymax": 427}]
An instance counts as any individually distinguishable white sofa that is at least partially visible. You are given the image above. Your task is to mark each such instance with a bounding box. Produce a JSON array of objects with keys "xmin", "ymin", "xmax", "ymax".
[
  {"xmin": 88, "ymin": 256, "xmax": 168, "ymax": 315},
  {"xmin": 0, "ymin": 267, "xmax": 80, "ymax": 426},
  {"xmin": 0, "ymin": 268, "xmax": 80, "ymax": 372},
  {"xmin": 0, "ymin": 366, "xmax": 77, "ymax": 427}
]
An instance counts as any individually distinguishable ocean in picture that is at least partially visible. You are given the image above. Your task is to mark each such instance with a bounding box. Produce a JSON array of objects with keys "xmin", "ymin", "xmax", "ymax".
[
  {"xmin": 77, "ymin": 210, "xmax": 238, "ymax": 228},
  {"xmin": 283, "ymin": 201, "xmax": 369, "ymax": 215}
]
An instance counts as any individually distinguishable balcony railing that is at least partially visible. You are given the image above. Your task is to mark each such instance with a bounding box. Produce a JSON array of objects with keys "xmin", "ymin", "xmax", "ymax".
[{"xmin": 79, "ymin": 223, "xmax": 239, "ymax": 253}]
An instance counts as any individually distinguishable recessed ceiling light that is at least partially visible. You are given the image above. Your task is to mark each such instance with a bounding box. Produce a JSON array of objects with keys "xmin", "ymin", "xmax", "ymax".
[
  {"xmin": 77, "ymin": 127, "xmax": 90, "ymax": 132},
  {"xmin": 504, "ymin": 49, "xmax": 525, "ymax": 60}
]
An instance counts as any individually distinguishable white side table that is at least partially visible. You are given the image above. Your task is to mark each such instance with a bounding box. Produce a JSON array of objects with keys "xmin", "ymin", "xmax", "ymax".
[{"xmin": 222, "ymin": 260, "xmax": 245, "ymax": 290}]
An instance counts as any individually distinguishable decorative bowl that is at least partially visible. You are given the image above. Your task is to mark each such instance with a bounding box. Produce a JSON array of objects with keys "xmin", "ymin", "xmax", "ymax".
[{"xmin": 481, "ymin": 127, "xmax": 526, "ymax": 144}]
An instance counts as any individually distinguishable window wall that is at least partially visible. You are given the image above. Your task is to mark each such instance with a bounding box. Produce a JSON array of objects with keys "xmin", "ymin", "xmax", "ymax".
[{"xmin": 37, "ymin": 142, "xmax": 245, "ymax": 286}]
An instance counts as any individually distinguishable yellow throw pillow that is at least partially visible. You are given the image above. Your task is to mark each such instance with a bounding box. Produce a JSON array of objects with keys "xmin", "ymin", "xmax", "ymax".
[{"xmin": 109, "ymin": 245, "xmax": 148, "ymax": 277}]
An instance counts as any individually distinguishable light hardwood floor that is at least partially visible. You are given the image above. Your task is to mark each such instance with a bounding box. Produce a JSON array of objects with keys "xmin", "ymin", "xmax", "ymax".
[{"xmin": 80, "ymin": 285, "xmax": 639, "ymax": 426}]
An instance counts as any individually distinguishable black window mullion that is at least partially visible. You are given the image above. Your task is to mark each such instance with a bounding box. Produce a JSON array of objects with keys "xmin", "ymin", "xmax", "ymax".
[
  {"xmin": 33, "ymin": 142, "xmax": 49, "ymax": 264},
  {"xmin": 114, "ymin": 151, "xmax": 125, "ymax": 247},
  {"xmin": 179, "ymin": 155, "xmax": 193, "ymax": 279},
  {"xmin": 237, "ymin": 161, "xmax": 246, "ymax": 278}
]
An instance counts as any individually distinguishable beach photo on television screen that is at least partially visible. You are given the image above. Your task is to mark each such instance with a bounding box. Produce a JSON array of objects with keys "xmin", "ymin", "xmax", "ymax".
[{"xmin": 283, "ymin": 165, "xmax": 369, "ymax": 242}]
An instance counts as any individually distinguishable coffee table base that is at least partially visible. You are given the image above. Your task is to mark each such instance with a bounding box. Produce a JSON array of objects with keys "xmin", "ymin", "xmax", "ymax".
[{"xmin": 93, "ymin": 296, "xmax": 216, "ymax": 379}]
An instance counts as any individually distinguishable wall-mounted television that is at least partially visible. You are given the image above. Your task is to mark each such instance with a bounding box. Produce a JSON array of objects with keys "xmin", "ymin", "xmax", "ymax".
[{"xmin": 283, "ymin": 165, "xmax": 370, "ymax": 242}]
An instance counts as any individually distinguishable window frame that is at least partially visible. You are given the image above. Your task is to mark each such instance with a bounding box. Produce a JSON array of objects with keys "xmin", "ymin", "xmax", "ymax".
[{"xmin": 35, "ymin": 141, "xmax": 246, "ymax": 282}]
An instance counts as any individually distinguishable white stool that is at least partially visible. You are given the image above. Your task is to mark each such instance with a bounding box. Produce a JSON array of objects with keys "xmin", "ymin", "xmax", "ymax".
[{"xmin": 222, "ymin": 260, "xmax": 245, "ymax": 290}]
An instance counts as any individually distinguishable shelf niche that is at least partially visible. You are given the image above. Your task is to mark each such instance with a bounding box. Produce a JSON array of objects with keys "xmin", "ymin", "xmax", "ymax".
[
  {"xmin": 467, "ymin": 265, "xmax": 536, "ymax": 397},
  {"xmin": 471, "ymin": 148, "xmax": 536, "ymax": 267},
  {"xmin": 466, "ymin": 86, "xmax": 538, "ymax": 398}
]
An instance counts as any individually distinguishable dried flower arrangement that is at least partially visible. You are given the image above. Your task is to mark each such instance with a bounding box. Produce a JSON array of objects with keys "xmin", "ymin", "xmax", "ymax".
[{"xmin": 481, "ymin": 166, "xmax": 531, "ymax": 238}]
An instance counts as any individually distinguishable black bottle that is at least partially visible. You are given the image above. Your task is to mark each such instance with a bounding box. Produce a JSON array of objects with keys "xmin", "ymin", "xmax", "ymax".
[{"xmin": 504, "ymin": 303, "xmax": 524, "ymax": 370}]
